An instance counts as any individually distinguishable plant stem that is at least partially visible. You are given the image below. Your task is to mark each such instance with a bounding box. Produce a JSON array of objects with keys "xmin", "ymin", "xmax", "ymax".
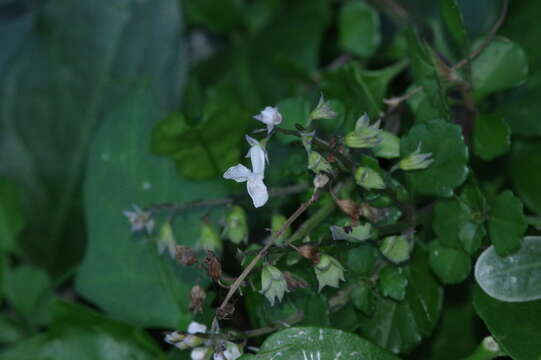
[
  {"xmin": 463, "ymin": 337, "xmax": 505, "ymax": 360},
  {"xmin": 286, "ymin": 196, "xmax": 336, "ymax": 245}
]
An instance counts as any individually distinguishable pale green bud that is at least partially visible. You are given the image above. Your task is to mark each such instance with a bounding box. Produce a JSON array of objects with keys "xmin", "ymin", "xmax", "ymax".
[
  {"xmin": 308, "ymin": 151, "xmax": 333, "ymax": 173},
  {"xmin": 344, "ymin": 114, "xmax": 382, "ymax": 149},
  {"xmin": 224, "ymin": 206, "xmax": 248, "ymax": 244},
  {"xmin": 198, "ymin": 221, "xmax": 222, "ymax": 253},
  {"xmin": 398, "ymin": 143, "xmax": 434, "ymax": 171},
  {"xmin": 156, "ymin": 222, "xmax": 176, "ymax": 259},
  {"xmin": 355, "ymin": 167, "xmax": 385, "ymax": 190},
  {"xmin": 330, "ymin": 223, "xmax": 372, "ymax": 243},
  {"xmin": 379, "ymin": 235, "xmax": 412, "ymax": 264},
  {"xmin": 314, "ymin": 254, "xmax": 345, "ymax": 291},
  {"xmin": 271, "ymin": 213, "xmax": 291, "ymax": 246},
  {"xmin": 260, "ymin": 265, "xmax": 288, "ymax": 306},
  {"xmin": 310, "ymin": 94, "xmax": 337, "ymax": 120},
  {"xmin": 373, "ymin": 131, "xmax": 400, "ymax": 159}
]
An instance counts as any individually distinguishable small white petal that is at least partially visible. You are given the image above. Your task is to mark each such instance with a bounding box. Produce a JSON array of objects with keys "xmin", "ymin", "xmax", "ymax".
[
  {"xmin": 247, "ymin": 145, "xmax": 266, "ymax": 175},
  {"xmin": 223, "ymin": 164, "xmax": 251, "ymax": 183},
  {"xmin": 245, "ymin": 135, "xmax": 259, "ymax": 147},
  {"xmin": 187, "ymin": 321, "xmax": 207, "ymax": 334},
  {"xmin": 213, "ymin": 353, "xmax": 226, "ymax": 360},
  {"xmin": 247, "ymin": 176, "xmax": 269, "ymax": 208},
  {"xmin": 253, "ymin": 106, "xmax": 282, "ymax": 133},
  {"xmin": 191, "ymin": 347, "xmax": 212, "ymax": 360}
]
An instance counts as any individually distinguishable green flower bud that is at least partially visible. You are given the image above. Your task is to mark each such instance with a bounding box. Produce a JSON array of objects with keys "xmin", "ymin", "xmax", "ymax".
[
  {"xmin": 198, "ymin": 221, "xmax": 222, "ymax": 253},
  {"xmin": 260, "ymin": 265, "xmax": 288, "ymax": 306},
  {"xmin": 310, "ymin": 94, "xmax": 337, "ymax": 120},
  {"xmin": 373, "ymin": 131, "xmax": 400, "ymax": 159},
  {"xmin": 271, "ymin": 213, "xmax": 291, "ymax": 246},
  {"xmin": 330, "ymin": 223, "xmax": 372, "ymax": 243},
  {"xmin": 156, "ymin": 222, "xmax": 176, "ymax": 259},
  {"xmin": 314, "ymin": 254, "xmax": 345, "ymax": 291},
  {"xmin": 355, "ymin": 167, "xmax": 385, "ymax": 190},
  {"xmin": 344, "ymin": 114, "xmax": 382, "ymax": 149},
  {"xmin": 308, "ymin": 151, "xmax": 333, "ymax": 173},
  {"xmin": 224, "ymin": 206, "xmax": 248, "ymax": 244},
  {"xmin": 397, "ymin": 143, "xmax": 434, "ymax": 171},
  {"xmin": 379, "ymin": 235, "xmax": 412, "ymax": 264}
]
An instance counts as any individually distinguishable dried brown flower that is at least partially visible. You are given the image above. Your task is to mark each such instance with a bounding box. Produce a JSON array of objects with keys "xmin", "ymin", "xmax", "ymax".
[
  {"xmin": 296, "ymin": 244, "xmax": 320, "ymax": 263},
  {"xmin": 203, "ymin": 251, "xmax": 222, "ymax": 282},
  {"xmin": 189, "ymin": 285, "xmax": 206, "ymax": 314},
  {"xmin": 283, "ymin": 271, "xmax": 309, "ymax": 291},
  {"xmin": 175, "ymin": 245, "xmax": 198, "ymax": 266}
]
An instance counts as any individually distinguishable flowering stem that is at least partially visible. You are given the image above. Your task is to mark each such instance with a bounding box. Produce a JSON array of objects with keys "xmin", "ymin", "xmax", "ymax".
[{"xmin": 216, "ymin": 189, "xmax": 322, "ymax": 319}]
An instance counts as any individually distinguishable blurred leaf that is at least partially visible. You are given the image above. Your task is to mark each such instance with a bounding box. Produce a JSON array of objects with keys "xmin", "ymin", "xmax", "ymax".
[
  {"xmin": 0, "ymin": 0, "xmax": 186, "ymax": 275},
  {"xmin": 347, "ymin": 245, "xmax": 378, "ymax": 276},
  {"xmin": 488, "ymin": 190, "xmax": 526, "ymax": 256},
  {"xmin": 473, "ymin": 114, "xmax": 510, "ymax": 161},
  {"xmin": 440, "ymin": 0, "xmax": 469, "ymax": 53},
  {"xmin": 357, "ymin": 250, "xmax": 443, "ymax": 354},
  {"xmin": 4, "ymin": 265, "xmax": 52, "ymax": 325},
  {"xmin": 0, "ymin": 300, "xmax": 164, "ymax": 360},
  {"xmin": 474, "ymin": 285, "xmax": 541, "ymax": 360},
  {"xmin": 338, "ymin": 1, "xmax": 381, "ymax": 58},
  {"xmin": 184, "ymin": 0, "xmax": 244, "ymax": 34},
  {"xmin": 401, "ymin": 120, "xmax": 469, "ymax": 197},
  {"xmin": 471, "ymin": 37, "xmax": 528, "ymax": 101},
  {"xmin": 378, "ymin": 266, "xmax": 408, "ymax": 301},
  {"xmin": 407, "ymin": 30, "xmax": 451, "ymax": 122},
  {"xmin": 0, "ymin": 178, "xmax": 25, "ymax": 253},
  {"xmin": 509, "ymin": 140, "xmax": 541, "ymax": 214},
  {"xmin": 239, "ymin": 327, "xmax": 400, "ymax": 360},
  {"xmin": 429, "ymin": 240, "xmax": 471, "ymax": 284},
  {"xmin": 276, "ymin": 97, "xmax": 310, "ymax": 144},
  {"xmin": 475, "ymin": 237, "xmax": 541, "ymax": 303},
  {"xmin": 0, "ymin": 315, "xmax": 24, "ymax": 346},
  {"xmin": 151, "ymin": 100, "xmax": 249, "ymax": 180},
  {"xmin": 351, "ymin": 283, "xmax": 374, "ymax": 315},
  {"xmin": 76, "ymin": 88, "xmax": 226, "ymax": 328}
]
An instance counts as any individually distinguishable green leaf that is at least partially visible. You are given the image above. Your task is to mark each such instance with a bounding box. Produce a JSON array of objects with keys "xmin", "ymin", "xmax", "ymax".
[
  {"xmin": 379, "ymin": 236, "xmax": 412, "ymax": 264},
  {"xmin": 347, "ymin": 245, "xmax": 378, "ymax": 275},
  {"xmin": 406, "ymin": 30, "xmax": 451, "ymax": 122},
  {"xmin": 0, "ymin": 301, "xmax": 164, "ymax": 360},
  {"xmin": 379, "ymin": 266, "xmax": 408, "ymax": 301},
  {"xmin": 428, "ymin": 240, "xmax": 471, "ymax": 284},
  {"xmin": 184, "ymin": 0, "xmax": 244, "ymax": 34},
  {"xmin": 509, "ymin": 140, "xmax": 541, "ymax": 214},
  {"xmin": 3, "ymin": 265, "xmax": 52, "ymax": 325},
  {"xmin": 475, "ymin": 237, "xmax": 541, "ymax": 302},
  {"xmin": 338, "ymin": 1, "xmax": 381, "ymax": 58},
  {"xmin": 239, "ymin": 327, "xmax": 400, "ymax": 360},
  {"xmin": 471, "ymin": 37, "xmax": 528, "ymax": 101},
  {"xmin": 351, "ymin": 283, "xmax": 374, "ymax": 315},
  {"xmin": 432, "ymin": 198, "xmax": 470, "ymax": 249},
  {"xmin": 0, "ymin": 0, "xmax": 185, "ymax": 275},
  {"xmin": 400, "ymin": 120, "xmax": 469, "ymax": 197},
  {"xmin": 357, "ymin": 250, "xmax": 443, "ymax": 354},
  {"xmin": 75, "ymin": 88, "xmax": 227, "ymax": 328},
  {"xmin": 488, "ymin": 190, "xmax": 526, "ymax": 256},
  {"xmin": 474, "ymin": 285, "xmax": 541, "ymax": 360},
  {"xmin": 151, "ymin": 100, "xmax": 249, "ymax": 180},
  {"xmin": 440, "ymin": 0, "xmax": 469, "ymax": 53},
  {"xmin": 0, "ymin": 178, "xmax": 25, "ymax": 253},
  {"xmin": 473, "ymin": 115, "xmax": 510, "ymax": 161},
  {"xmin": 276, "ymin": 97, "xmax": 310, "ymax": 144}
]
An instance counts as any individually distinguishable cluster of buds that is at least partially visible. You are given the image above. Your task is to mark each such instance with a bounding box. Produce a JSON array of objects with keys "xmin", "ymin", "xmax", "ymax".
[{"xmin": 164, "ymin": 322, "xmax": 242, "ymax": 360}]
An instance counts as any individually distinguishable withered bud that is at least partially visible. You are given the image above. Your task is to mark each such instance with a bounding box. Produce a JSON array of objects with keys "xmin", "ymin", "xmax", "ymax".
[
  {"xmin": 283, "ymin": 271, "xmax": 309, "ymax": 291},
  {"xmin": 189, "ymin": 285, "xmax": 206, "ymax": 314},
  {"xmin": 175, "ymin": 245, "xmax": 198, "ymax": 266},
  {"xmin": 336, "ymin": 199, "xmax": 360, "ymax": 220},
  {"xmin": 313, "ymin": 173, "xmax": 330, "ymax": 189},
  {"xmin": 216, "ymin": 303, "xmax": 235, "ymax": 320},
  {"xmin": 359, "ymin": 203, "xmax": 381, "ymax": 222},
  {"xmin": 296, "ymin": 244, "xmax": 320, "ymax": 263},
  {"xmin": 203, "ymin": 251, "xmax": 222, "ymax": 282}
]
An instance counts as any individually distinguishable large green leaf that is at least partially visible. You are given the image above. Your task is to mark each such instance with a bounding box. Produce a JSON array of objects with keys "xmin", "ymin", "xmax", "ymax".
[
  {"xmin": 338, "ymin": 1, "xmax": 381, "ymax": 58},
  {"xmin": 440, "ymin": 0, "xmax": 469, "ymax": 57},
  {"xmin": 474, "ymin": 286, "xmax": 541, "ymax": 360},
  {"xmin": 184, "ymin": 0, "xmax": 244, "ymax": 34},
  {"xmin": 239, "ymin": 327, "xmax": 400, "ymax": 360},
  {"xmin": 0, "ymin": 178, "xmax": 25, "ymax": 253},
  {"xmin": 475, "ymin": 237, "xmax": 541, "ymax": 303},
  {"xmin": 0, "ymin": 0, "xmax": 186, "ymax": 275},
  {"xmin": 357, "ymin": 250, "xmax": 443, "ymax": 354},
  {"xmin": 488, "ymin": 190, "xmax": 526, "ymax": 256},
  {"xmin": 473, "ymin": 114, "xmax": 510, "ymax": 161},
  {"xmin": 401, "ymin": 120, "xmax": 469, "ymax": 197},
  {"xmin": 75, "ymin": 88, "xmax": 227, "ymax": 328},
  {"xmin": 0, "ymin": 301, "xmax": 164, "ymax": 360},
  {"xmin": 509, "ymin": 140, "xmax": 541, "ymax": 214},
  {"xmin": 428, "ymin": 240, "xmax": 471, "ymax": 284}
]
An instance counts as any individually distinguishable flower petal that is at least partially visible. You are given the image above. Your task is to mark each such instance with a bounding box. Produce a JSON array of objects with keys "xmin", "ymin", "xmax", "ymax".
[
  {"xmin": 187, "ymin": 321, "xmax": 207, "ymax": 334},
  {"xmin": 248, "ymin": 145, "xmax": 266, "ymax": 176},
  {"xmin": 247, "ymin": 176, "xmax": 269, "ymax": 208},
  {"xmin": 223, "ymin": 164, "xmax": 251, "ymax": 183}
]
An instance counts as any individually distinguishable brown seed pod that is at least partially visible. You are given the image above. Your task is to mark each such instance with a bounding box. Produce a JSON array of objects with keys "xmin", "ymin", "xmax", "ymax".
[
  {"xmin": 203, "ymin": 251, "xmax": 222, "ymax": 282},
  {"xmin": 175, "ymin": 245, "xmax": 198, "ymax": 266}
]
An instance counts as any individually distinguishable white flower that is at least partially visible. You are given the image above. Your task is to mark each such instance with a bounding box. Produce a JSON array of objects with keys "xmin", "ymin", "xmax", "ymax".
[
  {"xmin": 122, "ymin": 204, "xmax": 154, "ymax": 234},
  {"xmin": 213, "ymin": 342, "xmax": 242, "ymax": 360},
  {"xmin": 253, "ymin": 106, "xmax": 282, "ymax": 134},
  {"xmin": 191, "ymin": 347, "xmax": 212, "ymax": 360},
  {"xmin": 187, "ymin": 322, "xmax": 207, "ymax": 334},
  {"xmin": 164, "ymin": 322, "xmax": 207, "ymax": 351},
  {"xmin": 223, "ymin": 136, "xmax": 269, "ymax": 208}
]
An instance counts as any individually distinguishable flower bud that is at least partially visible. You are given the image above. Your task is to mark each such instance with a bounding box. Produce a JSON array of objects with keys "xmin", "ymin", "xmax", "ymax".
[
  {"xmin": 379, "ymin": 235, "xmax": 412, "ymax": 264},
  {"xmin": 314, "ymin": 254, "xmax": 345, "ymax": 291},
  {"xmin": 271, "ymin": 213, "xmax": 291, "ymax": 246},
  {"xmin": 373, "ymin": 131, "xmax": 400, "ymax": 159},
  {"xmin": 189, "ymin": 285, "xmax": 206, "ymax": 314},
  {"xmin": 253, "ymin": 106, "xmax": 282, "ymax": 134},
  {"xmin": 355, "ymin": 167, "xmax": 385, "ymax": 190},
  {"xmin": 310, "ymin": 94, "xmax": 337, "ymax": 120},
  {"xmin": 198, "ymin": 221, "xmax": 222, "ymax": 253},
  {"xmin": 308, "ymin": 151, "xmax": 333, "ymax": 173},
  {"xmin": 260, "ymin": 265, "xmax": 288, "ymax": 306},
  {"xmin": 336, "ymin": 199, "xmax": 360, "ymax": 220},
  {"xmin": 313, "ymin": 173, "xmax": 330, "ymax": 189},
  {"xmin": 344, "ymin": 114, "xmax": 382, "ymax": 149},
  {"xmin": 176, "ymin": 245, "xmax": 198, "ymax": 266},
  {"xmin": 397, "ymin": 143, "xmax": 434, "ymax": 171},
  {"xmin": 224, "ymin": 206, "xmax": 248, "ymax": 244},
  {"xmin": 156, "ymin": 222, "xmax": 177, "ymax": 258}
]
